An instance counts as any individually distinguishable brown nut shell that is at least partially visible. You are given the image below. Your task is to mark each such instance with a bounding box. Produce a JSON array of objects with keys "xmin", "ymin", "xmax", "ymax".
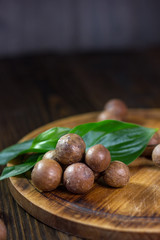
[
  {"xmin": 63, "ymin": 163, "xmax": 94, "ymax": 194},
  {"xmin": 97, "ymin": 110, "xmax": 122, "ymax": 122},
  {"xmin": 0, "ymin": 219, "xmax": 7, "ymax": 240},
  {"xmin": 31, "ymin": 159, "xmax": 62, "ymax": 191},
  {"xmin": 103, "ymin": 161, "xmax": 130, "ymax": 187},
  {"xmin": 85, "ymin": 144, "xmax": 111, "ymax": 172},
  {"xmin": 152, "ymin": 144, "xmax": 160, "ymax": 167},
  {"xmin": 141, "ymin": 145, "xmax": 155, "ymax": 157},
  {"xmin": 142, "ymin": 132, "xmax": 160, "ymax": 157},
  {"xmin": 42, "ymin": 150, "xmax": 58, "ymax": 161},
  {"xmin": 149, "ymin": 132, "xmax": 160, "ymax": 145},
  {"xmin": 56, "ymin": 133, "xmax": 86, "ymax": 165},
  {"xmin": 104, "ymin": 99, "xmax": 128, "ymax": 119}
]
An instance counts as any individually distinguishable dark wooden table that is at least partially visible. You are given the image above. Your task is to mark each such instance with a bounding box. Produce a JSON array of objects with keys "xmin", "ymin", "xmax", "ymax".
[{"xmin": 0, "ymin": 49, "xmax": 160, "ymax": 240}]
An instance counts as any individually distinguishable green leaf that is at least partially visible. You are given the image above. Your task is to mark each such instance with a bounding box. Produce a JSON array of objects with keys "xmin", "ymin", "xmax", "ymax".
[
  {"xmin": 31, "ymin": 127, "xmax": 70, "ymax": 152},
  {"xmin": 0, "ymin": 154, "xmax": 42, "ymax": 180},
  {"xmin": 0, "ymin": 139, "xmax": 33, "ymax": 165},
  {"xmin": 70, "ymin": 120, "xmax": 157, "ymax": 165},
  {"xmin": 0, "ymin": 127, "xmax": 70, "ymax": 165},
  {"xmin": 0, "ymin": 120, "xmax": 157, "ymax": 179}
]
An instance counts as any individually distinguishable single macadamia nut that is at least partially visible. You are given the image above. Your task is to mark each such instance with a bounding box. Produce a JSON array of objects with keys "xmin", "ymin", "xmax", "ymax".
[
  {"xmin": 103, "ymin": 161, "xmax": 130, "ymax": 187},
  {"xmin": 104, "ymin": 99, "xmax": 128, "ymax": 119},
  {"xmin": 63, "ymin": 163, "xmax": 94, "ymax": 194},
  {"xmin": 0, "ymin": 219, "xmax": 7, "ymax": 240},
  {"xmin": 85, "ymin": 144, "xmax": 111, "ymax": 172},
  {"xmin": 97, "ymin": 110, "xmax": 122, "ymax": 122},
  {"xmin": 31, "ymin": 159, "xmax": 62, "ymax": 191},
  {"xmin": 148, "ymin": 132, "xmax": 160, "ymax": 146},
  {"xmin": 152, "ymin": 144, "xmax": 160, "ymax": 167},
  {"xmin": 142, "ymin": 132, "xmax": 160, "ymax": 157},
  {"xmin": 42, "ymin": 150, "xmax": 58, "ymax": 161},
  {"xmin": 56, "ymin": 133, "xmax": 86, "ymax": 165}
]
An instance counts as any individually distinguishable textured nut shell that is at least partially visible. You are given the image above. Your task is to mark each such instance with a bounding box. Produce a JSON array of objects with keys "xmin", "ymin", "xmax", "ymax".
[
  {"xmin": 152, "ymin": 144, "xmax": 160, "ymax": 167},
  {"xmin": 85, "ymin": 144, "xmax": 111, "ymax": 172},
  {"xmin": 97, "ymin": 110, "xmax": 122, "ymax": 122},
  {"xmin": 42, "ymin": 150, "xmax": 58, "ymax": 161},
  {"xmin": 0, "ymin": 219, "xmax": 7, "ymax": 240},
  {"xmin": 103, "ymin": 161, "xmax": 130, "ymax": 187},
  {"xmin": 56, "ymin": 133, "xmax": 86, "ymax": 165},
  {"xmin": 31, "ymin": 159, "xmax": 62, "ymax": 191},
  {"xmin": 63, "ymin": 163, "xmax": 94, "ymax": 194},
  {"xmin": 104, "ymin": 99, "xmax": 128, "ymax": 119}
]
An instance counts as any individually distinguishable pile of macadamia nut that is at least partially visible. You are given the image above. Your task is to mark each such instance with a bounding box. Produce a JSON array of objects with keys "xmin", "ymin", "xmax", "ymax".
[
  {"xmin": 31, "ymin": 98, "xmax": 160, "ymax": 194},
  {"xmin": 31, "ymin": 132, "xmax": 130, "ymax": 194}
]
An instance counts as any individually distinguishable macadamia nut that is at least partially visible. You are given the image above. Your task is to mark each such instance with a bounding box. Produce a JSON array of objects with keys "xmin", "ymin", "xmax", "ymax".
[
  {"xmin": 63, "ymin": 163, "xmax": 94, "ymax": 194},
  {"xmin": 103, "ymin": 161, "xmax": 130, "ymax": 187},
  {"xmin": 152, "ymin": 144, "xmax": 160, "ymax": 167},
  {"xmin": 56, "ymin": 133, "xmax": 86, "ymax": 165},
  {"xmin": 31, "ymin": 159, "xmax": 62, "ymax": 191},
  {"xmin": 97, "ymin": 110, "xmax": 122, "ymax": 122},
  {"xmin": 42, "ymin": 150, "xmax": 58, "ymax": 161},
  {"xmin": 104, "ymin": 99, "xmax": 128, "ymax": 119},
  {"xmin": 85, "ymin": 144, "xmax": 111, "ymax": 172}
]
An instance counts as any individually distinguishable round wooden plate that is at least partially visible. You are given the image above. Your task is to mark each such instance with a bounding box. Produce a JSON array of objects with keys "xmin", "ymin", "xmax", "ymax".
[{"xmin": 7, "ymin": 109, "xmax": 160, "ymax": 240}]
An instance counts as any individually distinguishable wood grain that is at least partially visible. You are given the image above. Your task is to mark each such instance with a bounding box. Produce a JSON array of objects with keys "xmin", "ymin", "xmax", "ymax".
[
  {"xmin": 1, "ymin": 51, "xmax": 160, "ymax": 240},
  {"xmin": 7, "ymin": 109, "xmax": 160, "ymax": 240}
]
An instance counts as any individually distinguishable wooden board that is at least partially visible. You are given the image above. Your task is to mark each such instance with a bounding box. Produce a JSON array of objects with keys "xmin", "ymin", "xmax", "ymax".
[{"xmin": 7, "ymin": 109, "xmax": 160, "ymax": 240}]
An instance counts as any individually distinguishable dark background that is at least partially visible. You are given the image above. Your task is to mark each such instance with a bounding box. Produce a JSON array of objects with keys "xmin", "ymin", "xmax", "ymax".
[
  {"xmin": 1, "ymin": 1, "xmax": 160, "ymax": 239},
  {"xmin": 1, "ymin": 0, "xmax": 160, "ymax": 55},
  {"xmin": 1, "ymin": 50, "xmax": 160, "ymax": 147}
]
